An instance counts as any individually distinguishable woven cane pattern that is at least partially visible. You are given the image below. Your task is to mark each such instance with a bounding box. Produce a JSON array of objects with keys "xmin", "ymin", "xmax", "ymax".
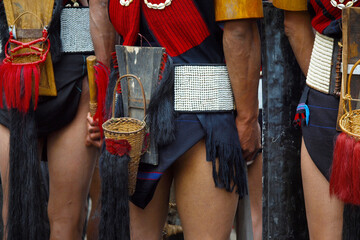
[
  {"xmin": 306, "ymin": 32, "xmax": 334, "ymax": 94},
  {"xmin": 339, "ymin": 59, "xmax": 360, "ymax": 140},
  {"xmin": 339, "ymin": 110, "xmax": 360, "ymax": 139},
  {"xmin": 60, "ymin": 8, "xmax": 94, "ymax": 53},
  {"xmin": 174, "ymin": 65, "xmax": 234, "ymax": 112}
]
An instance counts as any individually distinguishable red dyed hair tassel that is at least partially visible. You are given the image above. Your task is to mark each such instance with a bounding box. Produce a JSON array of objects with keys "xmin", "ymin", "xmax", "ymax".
[
  {"xmin": 330, "ymin": 132, "xmax": 360, "ymax": 204},
  {"xmin": 93, "ymin": 61, "xmax": 110, "ymax": 136},
  {"xmin": 0, "ymin": 63, "xmax": 41, "ymax": 112},
  {"xmin": 351, "ymin": 141, "xmax": 360, "ymax": 205}
]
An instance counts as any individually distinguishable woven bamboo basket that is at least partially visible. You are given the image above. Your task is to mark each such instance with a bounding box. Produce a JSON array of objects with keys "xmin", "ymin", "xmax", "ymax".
[
  {"xmin": 102, "ymin": 74, "xmax": 147, "ymax": 195},
  {"xmin": 339, "ymin": 59, "xmax": 360, "ymax": 139}
]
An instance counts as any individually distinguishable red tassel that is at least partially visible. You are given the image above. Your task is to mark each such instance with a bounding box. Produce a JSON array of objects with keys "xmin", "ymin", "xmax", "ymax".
[
  {"xmin": 105, "ymin": 139, "xmax": 131, "ymax": 156},
  {"xmin": 22, "ymin": 65, "xmax": 32, "ymax": 112},
  {"xmin": 93, "ymin": 62, "xmax": 110, "ymax": 137},
  {"xmin": 0, "ymin": 62, "xmax": 41, "ymax": 112},
  {"xmin": 352, "ymin": 141, "xmax": 360, "ymax": 205},
  {"xmin": 15, "ymin": 66, "xmax": 21, "ymax": 111},
  {"xmin": 330, "ymin": 133, "xmax": 355, "ymax": 203},
  {"xmin": 32, "ymin": 65, "xmax": 40, "ymax": 110},
  {"xmin": 0, "ymin": 64, "xmax": 4, "ymax": 108},
  {"xmin": 7, "ymin": 64, "xmax": 17, "ymax": 109}
]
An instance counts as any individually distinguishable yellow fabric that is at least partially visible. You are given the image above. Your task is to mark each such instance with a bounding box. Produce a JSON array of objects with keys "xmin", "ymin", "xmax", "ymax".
[
  {"xmin": 273, "ymin": 0, "xmax": 308, "ymax": 11},
  {"xmin": 215, "ymin": 0, "xmax": 263, "ymax": 21},
  {"xmin": 3, "ymin": 0, "xmax": 54, "ymax": 28}
]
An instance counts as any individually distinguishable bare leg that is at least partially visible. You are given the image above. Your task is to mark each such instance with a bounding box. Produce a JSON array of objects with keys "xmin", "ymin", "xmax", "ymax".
[
  {"xmin": 0, "ymin": 124, "xmax": 9, "ymax": 239},
  {"xmin": 247, "ymin": 153, "xmax": 262, "ymax": 240},
  {"xmin": 86, "ymin": 157, "xmax": 101, "ymax": 240},
  {"xmin": 301, "ymin": 139, "xmax": 343, "ymax": 240},
  {"xmin": 47, "ymin": 78, "xmax": 97, "ymax": 240},
  {"xmin": 129, "ymin": 169, "xmax": 173, "ymax": 240},
  {"xmin": 174, "ymin": 140, "xmax": 239, "ymax": 240}
]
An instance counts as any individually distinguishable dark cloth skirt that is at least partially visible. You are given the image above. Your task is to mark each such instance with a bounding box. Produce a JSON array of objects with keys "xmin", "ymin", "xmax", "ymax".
[
  {"xmin": 0, "ymin": 54, "xmax": 87, "ymax": 137},
  {"xmin": 131, "ymin": 112, "xmax": 245, "ymax": 209},
  {"xmin": 301, "ymin": 86, "xmax": 340, "ymax": 181}
]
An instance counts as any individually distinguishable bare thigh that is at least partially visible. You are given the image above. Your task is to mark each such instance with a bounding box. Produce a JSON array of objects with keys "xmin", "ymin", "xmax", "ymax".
[
  {"xmin": 247, "ymin": 153, "xmax": 262, "ymax": 240},
  {"xmin": 173, "ymin": 139, "xmax": 239, "ymax": 240},
  {"xmin": 129, "ymin": 169, "xmax": 173, "ymax": 240},
  {"xmin": 47, "ymin": 77, "xmax": 98, "ymax": 239},
  {"xmin": 301, "ymin": 139, "xmax": 343, "ymax": 240},
  {"xmin": 0, "ymin": 124, "xmax": 9, "ymax": 229}
]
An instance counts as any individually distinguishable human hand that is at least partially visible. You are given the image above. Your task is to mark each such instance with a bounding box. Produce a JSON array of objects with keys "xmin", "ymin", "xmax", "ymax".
[
  {"xmin": 236, "ymin": 116, "xmax": 262, "ymax": 162},
  {"xmin": 85, "ymin": 112, "xmax": 103, "ymax": 148}
]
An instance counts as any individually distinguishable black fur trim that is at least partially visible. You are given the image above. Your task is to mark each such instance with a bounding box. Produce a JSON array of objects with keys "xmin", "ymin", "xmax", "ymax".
[
  {"xmin": 146, "ymin": 55, "xmax": 176, "ymax": 146},
  {"xmin": 105, "ymin": 63, "xmax": 124, "ymax": 119},
  {"xmin": 48, "ymin": 0, "xmax": 64, "ymax": 63},
  {"xmin": 343, "ymin": 204, "xmax": 360, "ymax": 239},
  {"xmin": 0, "ymin": 0, "xmax": 9, "ymax": 59},
  {"xmin": 6, "ymin": 108, "xmax": 49, "ymax": 240},
  {"xmin": 99, "ymin": 150, "xmax": 130, "ymax": 240}
]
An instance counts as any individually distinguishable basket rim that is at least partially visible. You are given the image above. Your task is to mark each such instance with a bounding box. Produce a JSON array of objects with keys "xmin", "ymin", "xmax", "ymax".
[
  {"xmin": 339, "ymin": 111, "xmax": 360, "ymax": 139},
  {"xmin": 102, "ymin": 117, "xmax": 146, "ymax": 135}
]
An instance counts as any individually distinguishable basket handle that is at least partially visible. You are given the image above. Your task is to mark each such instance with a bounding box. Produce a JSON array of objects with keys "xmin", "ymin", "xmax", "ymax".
[
  {"xmin": 112, "ymin": 74, "xmax": 146, "ymax": 119},
  {"xmin": 345, "ymin": 59, "xmax": 360, "ymax": 113}
]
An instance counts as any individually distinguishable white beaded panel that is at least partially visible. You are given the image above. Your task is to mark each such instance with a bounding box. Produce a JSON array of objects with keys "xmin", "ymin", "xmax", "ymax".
[
  {"xmin": 60, "ymin": 8, "xmax": 94, "ymax": 53},
  {"xmin": 174, "ymin": 65, "xmax": 234, "ymax": 112}
]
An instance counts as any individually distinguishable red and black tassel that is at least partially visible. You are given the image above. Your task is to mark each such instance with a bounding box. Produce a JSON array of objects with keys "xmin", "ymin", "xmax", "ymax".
[{"xmin": 99, "ymin": 139, "xmax": 131, "ymax": 240}]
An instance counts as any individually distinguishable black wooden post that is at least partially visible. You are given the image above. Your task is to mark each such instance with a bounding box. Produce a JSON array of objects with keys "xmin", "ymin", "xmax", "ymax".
[{"xmin": 261, "ymin": 3, "xmax": 309, "ymax": 239}]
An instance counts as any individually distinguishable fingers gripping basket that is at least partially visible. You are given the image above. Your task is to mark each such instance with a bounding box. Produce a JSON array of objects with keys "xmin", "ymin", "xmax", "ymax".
[{"xmin": 102, "ymin": 74, "xmax": 147, "ymax": 195}]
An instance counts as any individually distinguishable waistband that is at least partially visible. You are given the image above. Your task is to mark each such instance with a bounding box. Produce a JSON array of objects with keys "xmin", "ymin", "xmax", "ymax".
[
  {"xmin": 60, "ymin": 7, "xmax": 94, "ymax": 53},
  {"xmin": 174, "ymin": 64, "xmax": 234, "ymax": 112}
]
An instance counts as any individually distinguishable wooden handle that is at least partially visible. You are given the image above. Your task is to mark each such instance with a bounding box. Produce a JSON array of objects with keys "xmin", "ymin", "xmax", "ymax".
[{"xmin": 87, "ymin": 55, "xmax": 97, "ymax": 116}]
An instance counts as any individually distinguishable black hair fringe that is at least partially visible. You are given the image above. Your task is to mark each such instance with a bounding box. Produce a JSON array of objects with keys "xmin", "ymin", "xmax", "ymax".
[
  {"xmin": 6, "ymin": 109, "xmax": 49, "ymax": 240},
  {"xmin": 0, "ymin": 1, "xmax": 9, "ymax": 59},
  {"xmin": 99, "ymin": 150, "xmax": 130, "ymax": 240},
  {"xmin": 48, "ymin": 0, "xmax": 64, "ymax": 63},
  {"xmin": 105, "ymin": 64, "xmax": 124, "ymax": 119},
  {"xmin": 206, "ymin": 139, "xmax": 248, "ymax": 198},
  {"xmin": 146, "ymin": 56, "xmax": 176, "ymax": 146},
  {"xmin": 342, "ymin": 204, "xmax": 360, "ymax": 239}
]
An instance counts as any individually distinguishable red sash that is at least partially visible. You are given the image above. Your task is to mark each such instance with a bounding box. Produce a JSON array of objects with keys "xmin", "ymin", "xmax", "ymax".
[{"xmin": 109, "ymin": 0, "xmax": 210, "ymax": 57}]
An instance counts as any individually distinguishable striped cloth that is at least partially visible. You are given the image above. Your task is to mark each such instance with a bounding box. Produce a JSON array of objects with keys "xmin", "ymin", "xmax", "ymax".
[{"xmin": 309, "ymin": 0, "xmax": 360, "ymax": 37}]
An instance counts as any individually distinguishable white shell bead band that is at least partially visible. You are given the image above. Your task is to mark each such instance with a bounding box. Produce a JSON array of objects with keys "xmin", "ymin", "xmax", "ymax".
[
  {"xmin": 330, "ymin": 0, "xmax": 358, "ymax": 9},
  {"xmin": 120, "ymin": 0, "xmax": 134, "ymax": 6},
  {"xmin": 120, "ymin": 0, "xmax": 172, "ymax": 9}
]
